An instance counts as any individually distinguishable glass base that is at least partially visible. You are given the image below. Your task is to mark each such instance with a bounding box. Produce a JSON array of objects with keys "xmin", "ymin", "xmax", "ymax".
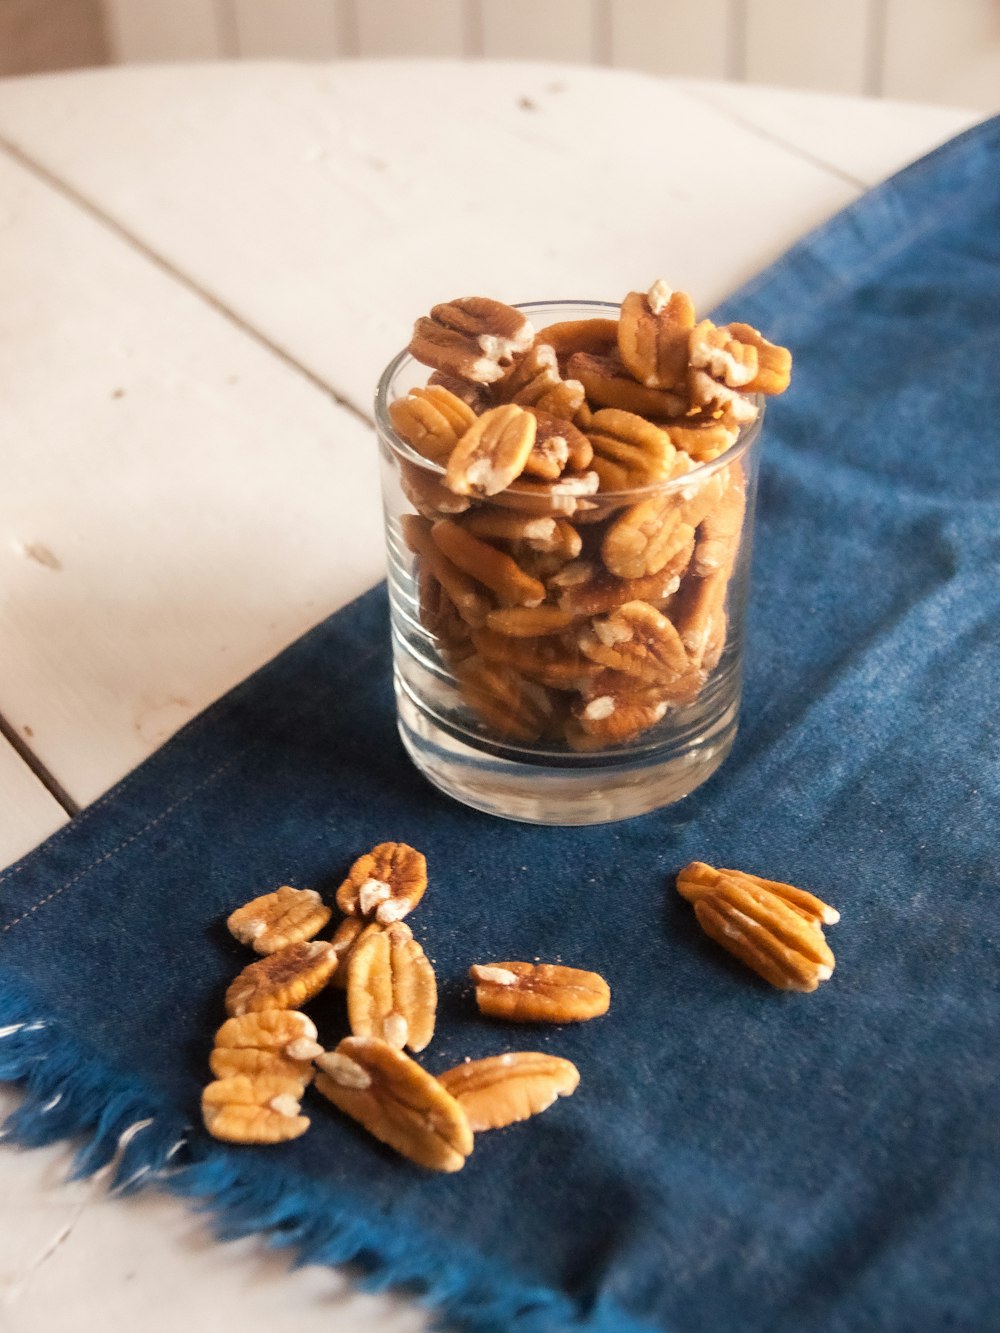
[{"xmin": 396, "ymin": 681, "xmax": 739, "ymax": 826}]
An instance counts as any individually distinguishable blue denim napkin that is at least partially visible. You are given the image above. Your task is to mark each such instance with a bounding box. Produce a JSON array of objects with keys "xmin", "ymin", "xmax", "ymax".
[{"xmin": 2, "ymin": 116, "xmax": 999, "ymax": 1333}]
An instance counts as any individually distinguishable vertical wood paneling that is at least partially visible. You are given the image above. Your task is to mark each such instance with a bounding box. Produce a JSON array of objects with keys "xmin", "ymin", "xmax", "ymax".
[
  {"xmin": 102, "ymin": 0, "xmax": 223, "ymax": 61},
  {"xmin": 228, "ymin": 0, "xmax": 348, "ymax": 58},
  {"xmin": 353, "ymin": 0, "xmax": 468, "ymax": 58},
  {"xmin": 608, "ymin": 0, "xmax": 735, "ymax": 80},
  {"xmin": 882, "ymin": 0, "xmax": 1000, "ymax": 111},
  {"xmin": 744, "ymin": 0, "xmax": 871, "ymax": 95},
  {"xmin": 480, "ymin": 0, "xmax": 596, "ymax": 64}
]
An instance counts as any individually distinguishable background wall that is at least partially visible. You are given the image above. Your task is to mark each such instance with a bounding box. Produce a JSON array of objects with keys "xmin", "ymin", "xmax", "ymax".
[{"xmin": 3, "ymin": 0, "xmax": 1000, "ymax": 111}]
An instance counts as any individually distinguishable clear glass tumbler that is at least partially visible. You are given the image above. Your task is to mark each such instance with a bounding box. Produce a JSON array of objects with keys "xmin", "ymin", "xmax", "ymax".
[{"xmin": 375, "ymin": 301, "xmax": 763, "ymax": 826}]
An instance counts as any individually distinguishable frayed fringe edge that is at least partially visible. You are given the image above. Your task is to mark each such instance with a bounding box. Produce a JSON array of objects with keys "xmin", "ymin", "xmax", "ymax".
[{"xmin": 0, "ymin": 974, "xmax": 651, "ymax": 1333}]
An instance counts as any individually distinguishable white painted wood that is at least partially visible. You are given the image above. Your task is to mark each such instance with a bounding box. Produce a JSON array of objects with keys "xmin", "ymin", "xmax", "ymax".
[
  {"xmin": 0, "ymin": 144, "xmax": 382, "ymax": 807},
  {"xmin": 744, "ymin": 0, "xmax": 871, "ymax": 95},
  {"xmin": 0, "ymin": 1089, "xmax": 429, "ymax": 1333},
  {"xmin": 0, "ymin": 744, "xmax": 66, "ymax": 870},
  {"xmin": 480, "ymin": 0, "xmax": 596, "ymax": 64},
  {"xmin": 676, "ymin": 79, "xmax": 982, "ymax": 187},
  {"xmin": 882, "ymin": 0, "xmax": 1000, "ymax": 114},
  {"xmin": 353, "ymin": 0, "xmax": 468, "ymax": 58},
  {"xmin": 228, "ymin": 0, "xmax": 349, "ymax": 58},
  {"xmin": 0, "ymin": 61, "xmax": 873, "ymax": 424},
  {"xmin": 102, "ymin": 0, "xmax": 224, "ymax": 62},
  {"xmin": 608, "ymin": 0, "xmax": 734, "ymax": 79}
]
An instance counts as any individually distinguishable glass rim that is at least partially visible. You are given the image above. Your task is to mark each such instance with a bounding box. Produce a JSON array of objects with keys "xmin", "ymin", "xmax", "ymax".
[{"xmin": 373, "ymin": 299, "xmax": 764, "ymax": 501}]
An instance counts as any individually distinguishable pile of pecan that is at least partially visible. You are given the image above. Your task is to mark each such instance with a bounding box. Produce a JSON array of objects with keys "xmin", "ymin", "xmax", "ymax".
[
  {"xmin": 201, "ymin": 844, "xmax": 610, "ymax": 1170},
  {"xmin": 391, "ymin": 284, "xmax": 791, "ymax": 748}
]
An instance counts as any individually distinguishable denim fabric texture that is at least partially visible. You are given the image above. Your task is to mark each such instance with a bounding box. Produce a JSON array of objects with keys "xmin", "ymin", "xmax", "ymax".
[{"xmin": 1, "ymin": 116, "xmax": 999, "ymax": 1333}]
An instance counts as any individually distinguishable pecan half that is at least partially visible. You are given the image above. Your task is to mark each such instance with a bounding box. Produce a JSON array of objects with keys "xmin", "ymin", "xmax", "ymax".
[
  {"xmin": 491, "ymin": 470, "xmax": 600, "ymax": 517},
  {"xmin": 314, "ymin": 1037, "xmax": 473, "ymax": 1172},
  {"xmin": 688, "ymin": 369, "xmax": 758, "ymax": 424},
  {"xmin": 227, "ymin": 886, "xmax": 332, "ymax": 956},
  {"xmin": 689, "ymin": 319, "xmax": 759, "ymax": 388},
  {"xmin": 557, "ymin": 537, "xmax": 693, "ymax": 617},
  {"xmin": 470, "ymin": 628, "xmax": 599, "ymax": 690},
  {"xmin": 602, "ymin": 494, "xmax": 694, "ymax": 579},
  {"xmin": 665, "ymin": 410, "xmax": 740, "ymax": 463},
  {"xmin": 567, "ymin": 351, "xmax": 687, "ymax": 420},
  {"xmin": 399, "ymin": 457, "xmax": 471, "ymax": 518},
  {"xmin": 470, "ymin": 961, "xmax": 610, "ymax": 1023},
  {"xmin": 427, "ymin": 370, "xmax": 492, "ymax": 413},
  {"xmin": 437, "ymin": 1053, "xmax": 579, "ymax": 1131},
  {"xmin": 533, "ymin": 317, "xmax": 619, "ymax": 362},
  {"xmin": 402, "ymin": 515, "xmax": 490, "ymax": 627},
  {"xmin": 444, "ymin": 404, "xmax": 537, "ymax": 497},
  {"xmin": 692, "ymin": 468, "xmax": 746, "ymax": 577},
  {"xmin": 494, "ymin": 343, "xmax": 585, "ymax": 421},
  {"xmin": 347, "ymin": 921, "xmax": 437, "ymax": 1054},
  {"xmin": 670, "ymin": 569, "xmax": 729, "ymax": 670},
  {"xmin": 389, "ymin": 384, "xmax": 478, "ymax": 463},
  {"xmin": 484, "ymin": 606, "xmax": 578, "ymax": 638},
  {"xmin": 455, "ymin": 655, "xmax": 560, "ymax": 742},
  {"xmin": 618, "ymin": 281, "xmax": 695, "ymax": 390},
  {"xmin": 328, "ymin": 917, "xmax": 387, "ymax": 990},
  {"xmin": 579, "ymin": 600, "xmax": 693, "ymax": 688},
  {"xmin": 202, "ymin": 1074, "xmax": 310, "ymax": 1143},
  {"xmin": 210, "ymin": 1010, "xmax": 322, "ymax": 1083},
  {"xmin": 336, "ymin": 842, "xmax": 427, "ymax": 923},
  {"xmin": 409, "ymin": 297, "xmax": 533, "ymax": 385},
  {"xmin": 585, "ymin": 407, "xmax": 678, "ymax": 491},
  {"xmin": 431, "ymin": 519, "xmax": 546, "ymax": 607},
  {"xmin": 677, "ymin": 861, "xmax": 838, "ymax": 992},
  {"xmin": 225, "ymin": 940, "xmax": 338, "ymax": 1017},
  {"xmin": 724, "ymin": 323, "xmax": 792, "ymax": 395}
]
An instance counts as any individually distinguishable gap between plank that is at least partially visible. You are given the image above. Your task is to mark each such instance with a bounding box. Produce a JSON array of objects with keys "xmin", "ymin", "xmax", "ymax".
[
  {"xmin": 0, "ymin": 713, "xmax": 80, "ymax": 818},
  {"xmin": 0, "ymin": 132, "xmax": 376, "ymax": 432},
  {"xmin": 674, "ymin": 83, "xmax": 869, "ymax": 191}
]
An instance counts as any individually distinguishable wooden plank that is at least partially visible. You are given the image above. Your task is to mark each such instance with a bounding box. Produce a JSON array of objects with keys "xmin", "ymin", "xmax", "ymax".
[
  {"xmin": 882, "ymin": 0, "xmax": 1000, "ymax": 113},
  {"xmin": 744, "ymin": 0, "xmax": 871, "ymax": 95},
  {"xmin": 0, "ymin": 1094, "xmax": 429, "ymax": 1333},
  {"xmin": 608, "ymin": 0, "xmax": 734, "ymax": 79},
  {"xmin": 102, "ymin": 0, "xmax": 223, "ymax": 62},
  {"xmin": 0, "ymin": 741, "xmax": 66, "ymax": 871},
  {"xmin": 480, "ymin": 0, "xmax": 596, "ymax": 64},
  {"xmin": 0, "ymin": 63, "xmax": 866, "ymax": 420},
  {"xmin": 0, "ymin": 144, "xmax": 382, "ymax": 808},
  {"xmin": 675, "ymin": 79, "xmax": 983, "ymax": 186},
  {"xmin": 353, "ymin": 0, "xmax": 468, "ymax": 58},
  {"xmin": 229, "ymin": 0, "xmax": 349, "ymax": 59}
]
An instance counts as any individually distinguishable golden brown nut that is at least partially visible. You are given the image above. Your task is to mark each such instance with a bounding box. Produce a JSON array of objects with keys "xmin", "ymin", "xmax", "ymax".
[
  {"xmin": 225, "ymin": 941, "xmax": 338, "ymax": 1017},
  {"xmin": 227, "ymin": 885, "xmax": 332, "ymax": 956},
  {"xmin": 676, "ymin": 861, "xmax": 838, "ymax": 992},
  {"xmin": 444, "ymin": 404, "xmax": 537, "ymax": 497},
  {"xmin": 691, "ymin": 468, "xmax": 746, "ymax": 577},
  {"xmin": 527, "ymin": 408, "xmax": 593, "ymax": 474},
  {"xmin": 578, "ymin": 600, "xmax": 693, "ymax": 687},
  {"xmin": 427, "ymin": 370, "xmax": 492, "ymax": 413},
  {"xmin": 401, "ymin": 515, "xmax": 491, "ymax": 627},
  {"xmin": 601, "ymin": 495, "xmax": 694, "ymax": 580},
  {"xmin": 664, "ymin": 410, "xmax": 740, "ymax": 463},
  {"xmin": 314, "ymin": 1037, "xmax": 473, "ymax": 1172},
  {"xmin": 670, "ymin": 569, "xmax": 730, "ymax": 670},
  {"xmin": 201, "ymin": 1074, "xmax": 310, "ymax": 1143},
  {"xmin": 418, "ymin": 569, "xmax": 475, "ymax": 661},
  {"xmin": 567, "ymin": 351, "xmax": 687, "ymax": 419},
  {"xmin": 556, "ymin": 537, "xmax": 694, "ymax": 617},
  {"xmin": 398, "ymin": 456, "xmax": 472, "ymax": 519},
  {"xmin": 533, "ymin": 317, "xmax": 619, "ymax": 361},
  {"xmin": 455, "ymin": 654, "xmax": 560, "ymax": 742},
  {"xmin": 688, "ymin": 369, "xmax": 758, "ymax": 424},
  {"xmin": 431, "ymin": 519, "xmax": 546, "ymax": 607},
  {"xmin": 459, "ymin": 509, "xmax": 560, "ymax": 548},
  {"xmin": 388, "ymin": 385, "xmax": 479, "ymax": 463},
  {"xmin": 484, "ymin": 606, "xmax": 578, "ymax": 638},
  {"xmin": 328, "ymin": 917, "xmax": 387, "ymax": 990},
  {"xmin": 470, "ymin": 628, "xmax": 600, "ymax": 690},
  {"xmin": 469, "ymin": 961, "xmax": 610, "ymax": 1023},
  {"xmin": 336, "ymin": 842, "xmax": 427, "ymax": 923},
  {"xmin": 618, "ymin": 281, "xmax": 695, "ymax": 390},
  {"xmin": 494, "ymin": 343, "xmax": 585, "ymax": 421},
  {"xmin": 585, "ymin": 408, "xmax": 678, "ymax": 491},
  {"xmin": 409, "ymin": 297, "xmax": 534, "ymax": 385},
  {"xmin": 724, "ymin": 323, "xmax": 792, "ymax": 395},
  {"xmin": 347, "ymin": 921, "xmax": 437, "ymax": 1053},
  {"xmin": 437, "ymin": 1053, "xmax": 580, "ymax": 1131},
  {"xmin": 689, "ymin": 319, "xmax": 759, "ymax": 388},
  {"xmin": 490, "ymin": 470, "xmax": 600, "ymax": 517},
  {"xmin": 209, "ymin": 1010, "xmax": 323, "ymax": 1082}
]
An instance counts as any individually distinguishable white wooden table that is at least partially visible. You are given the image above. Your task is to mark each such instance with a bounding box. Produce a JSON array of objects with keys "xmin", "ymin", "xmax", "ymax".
[{"xmin": 0, "ymin": 60, "xmax": 981, "ymax": 1333}]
